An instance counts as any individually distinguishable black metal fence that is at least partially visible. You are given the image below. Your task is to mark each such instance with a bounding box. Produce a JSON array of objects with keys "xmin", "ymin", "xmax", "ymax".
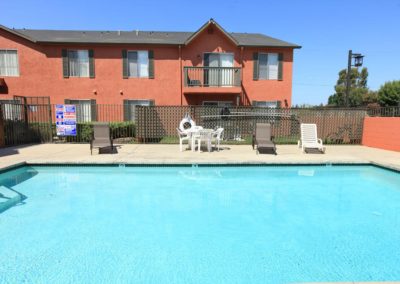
[
  {"xmin": 0, "ymin": 103, "xmax": 135, "ymax": 146},
  {"xmin": 367, "ymin": 106, "xmax": 400, "ymax": 117},
  {"xmin": 1, "ymin": 99, "xmax": 399, "ymax": 147}
]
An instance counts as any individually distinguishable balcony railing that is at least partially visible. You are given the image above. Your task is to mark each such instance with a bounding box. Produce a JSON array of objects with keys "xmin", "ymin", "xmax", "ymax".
[{"xmin": 184, "ymin": 66, "xmax": 241, "ymax": 87}]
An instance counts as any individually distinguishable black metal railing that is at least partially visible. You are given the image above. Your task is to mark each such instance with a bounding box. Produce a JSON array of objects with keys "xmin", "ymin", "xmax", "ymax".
[
  {"xmin": 184, "ymin": 66, "xmax": 241, "ymax": 87},
  {"xmin": 367, "ymin": 106, "xmax": 400, "ymax": 117},
  {"xmin": 0, "ymin": 103, "xmax": 136, "ymax": 146}
]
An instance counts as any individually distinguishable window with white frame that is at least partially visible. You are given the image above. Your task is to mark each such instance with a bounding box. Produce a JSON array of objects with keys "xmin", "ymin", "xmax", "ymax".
[
  {"xmin": 127, "ymin": 51, "xmax": 149, "ymax": 78},
  {"xmin": 253, "ymin": 101, "xmax": 280, "ymax": 108},
  {"xmin": 68, "ymin": 50, "xmax": 89, "ymax": 77},
  {"xmin": 124, "ymin": 99, "xmax": 153, "ymax": 121},
  {"xmin": 0, "ymin": 50, "xmax": 19, "ymax": 76},
  {"xmin": 258, "ymin": 53, "xmax": 278, "ymax": 80},
  {"xmin": 67, "ymin": 100, "xmax": 93, "ymax": 122}
]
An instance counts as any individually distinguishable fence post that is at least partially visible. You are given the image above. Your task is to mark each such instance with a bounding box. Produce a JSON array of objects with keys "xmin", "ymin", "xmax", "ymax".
[
  {"xmin": 0, "ymin": 106, "xmax": 4, "ymax": 147},
  {"xmin": 48, "ymin": 104, "xmax": 53, "ymax": 142},
  {"xmin": 20, "ymin": 98, "xmax": 29, "ymax": 144}
]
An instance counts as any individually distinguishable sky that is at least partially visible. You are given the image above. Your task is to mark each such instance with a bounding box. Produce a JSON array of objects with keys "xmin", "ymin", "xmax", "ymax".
[{"xmin": 2, "ymin": 0, "xmax": 400, "ymax": 105}]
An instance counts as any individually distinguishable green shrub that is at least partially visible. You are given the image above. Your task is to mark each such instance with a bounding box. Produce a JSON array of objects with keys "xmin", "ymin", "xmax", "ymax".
[
  {"xmin": 110, "ymin": 121, "xmax": 135, "ymax": 139},
  {"xmin": 378, "ymin": 80, "xmax": 400, "ymax": 106},
  {"xmin": 22, "ymin": 121, "xmax": 136, "ymax": 143}
]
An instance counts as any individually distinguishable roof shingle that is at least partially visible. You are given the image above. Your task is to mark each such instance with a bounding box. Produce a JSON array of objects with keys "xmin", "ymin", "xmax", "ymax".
[{"xmin": 0, "ymin": 21, "xmax": 300, "ymax": 48}]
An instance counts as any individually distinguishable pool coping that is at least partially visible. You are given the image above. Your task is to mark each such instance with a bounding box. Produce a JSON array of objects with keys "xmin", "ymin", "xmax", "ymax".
[{"xmin": 1, "ymin": 160, "xmax": 399, "ymax": 174}]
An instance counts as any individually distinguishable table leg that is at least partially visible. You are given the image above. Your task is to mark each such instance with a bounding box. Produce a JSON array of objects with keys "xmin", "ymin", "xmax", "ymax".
[{"xmin": 192, "ymin": 137, "xmax": 196, "ymax": 152}]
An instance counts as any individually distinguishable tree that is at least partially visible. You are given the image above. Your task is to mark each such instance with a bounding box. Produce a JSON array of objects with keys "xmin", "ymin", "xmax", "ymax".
[
  {"xmin": 378, "ymin": 80, "xmax": 400, "ymax": 106},
  {"xmin": 327, "ymin": 67, "xmax": 373, "ymax": 107}
]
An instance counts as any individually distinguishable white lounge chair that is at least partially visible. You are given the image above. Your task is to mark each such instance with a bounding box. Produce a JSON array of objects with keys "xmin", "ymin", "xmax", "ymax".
[
  {"xmin": 177, "ymin": 128, "xmax": 190, "ymax": 152},
  {"xmin": 298, "ymin": 123, "xmax": 325, "ymax": 153},
  {"xmin": 211, "ymin": 128, "xmax": 224, "ymax": 151}
]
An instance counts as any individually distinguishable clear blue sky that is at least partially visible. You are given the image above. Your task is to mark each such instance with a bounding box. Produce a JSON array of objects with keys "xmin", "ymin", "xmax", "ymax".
[{"xmin": 2, "ymin": 0, "xmax": 400, "ymax": 105}]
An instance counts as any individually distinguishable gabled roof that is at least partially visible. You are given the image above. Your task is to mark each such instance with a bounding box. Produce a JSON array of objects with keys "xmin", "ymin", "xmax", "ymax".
[
  {"xmin": 0, "ymin": 19, "xmax": 301, "ymax": 48},
  {"xmin": 184, "ymin": 18, "xmax": 238, "ymax": 46}
]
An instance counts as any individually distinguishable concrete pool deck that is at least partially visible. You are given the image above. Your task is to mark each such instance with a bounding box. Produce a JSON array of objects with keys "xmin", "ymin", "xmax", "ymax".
[{"xmin": 0, "ymin": 143, "xmax": 399, "ymax": 171}]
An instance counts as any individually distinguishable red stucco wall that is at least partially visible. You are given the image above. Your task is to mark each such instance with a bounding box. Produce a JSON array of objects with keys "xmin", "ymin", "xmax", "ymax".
[
  {"xmin": 362, "ymin": 117, "xmax": 400, "ymax": 151},
  {"xmin": 242, "ymin": 47, "xmax": 293, "ymax": 107},
  {"xmin": 0, "ymin": 29, "xmax": 181, "ymax": 105},
  {"xmin": 0, "ymin": 24, "xmax": 295, "ymax": 106}
]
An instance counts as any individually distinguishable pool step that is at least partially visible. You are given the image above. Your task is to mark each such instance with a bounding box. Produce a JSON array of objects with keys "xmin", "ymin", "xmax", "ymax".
[{"xmin": 0, "ymin": 186, "xmax": 26, "ymax": 213}]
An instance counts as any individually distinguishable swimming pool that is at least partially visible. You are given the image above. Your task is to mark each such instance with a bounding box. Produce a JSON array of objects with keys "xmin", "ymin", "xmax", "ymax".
[{"xmin": 0, "ymin": 164, "xmax": 399, "ymax": 283}]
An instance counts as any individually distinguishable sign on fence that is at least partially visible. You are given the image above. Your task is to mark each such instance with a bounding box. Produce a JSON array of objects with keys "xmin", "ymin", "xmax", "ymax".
[{"xmin": 55, "ymin": 104, "xmax": 77, "ymax": 136}]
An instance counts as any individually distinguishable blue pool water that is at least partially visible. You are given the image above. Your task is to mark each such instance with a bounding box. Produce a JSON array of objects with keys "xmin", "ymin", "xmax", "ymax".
[{"xmin": 0, "ymin": 165, "xmax": 399, "ymax": 283}]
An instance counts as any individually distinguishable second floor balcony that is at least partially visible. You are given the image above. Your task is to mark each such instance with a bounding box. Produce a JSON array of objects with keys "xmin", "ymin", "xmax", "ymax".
[{"xmin": 183, "ymin": 66, "xmax": 242, "ymax": 94}]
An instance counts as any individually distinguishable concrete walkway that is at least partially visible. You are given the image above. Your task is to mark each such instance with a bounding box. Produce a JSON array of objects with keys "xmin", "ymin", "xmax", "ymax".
[{"xmin": 1, "ymin": 143, "xmax": 399, "ymax": 171}]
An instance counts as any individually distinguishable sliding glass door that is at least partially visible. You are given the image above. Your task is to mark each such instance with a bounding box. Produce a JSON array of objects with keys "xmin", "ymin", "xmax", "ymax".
[
  {"xmin": 220, "ymin": 53, "xmax": 234, "ymax": 87},
  {"xmin": 204, "ymin": 53, "xmax": 234, "ymax": 87}
]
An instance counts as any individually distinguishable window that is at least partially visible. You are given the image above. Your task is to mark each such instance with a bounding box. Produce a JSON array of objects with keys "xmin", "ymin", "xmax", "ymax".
[
  {"xmin": 258, "ymin": 53, "xmax": 278, "ymax": 80},
  {"xmin": 253, "ymin": 101, "xmax": 280, "ymax": 108},
  {"xmin": 68, "ymin": 50, "xmax": 89, "ymax": 77},
  {"xmin": 203, "ymin": 101, "xmax": 233, "ymax": 107},
  {"xmin": 128, "ymin": 51, "xmax": 149, "ymax": 78},
  {"xmin": 123, "ymin": 99, "xmax": 153, "ymax": 121},
  {"xmin": 0, "ymin": 100, "xmax": 22, "ymax": 120},
  {"xmin": 66, "ymin": 99, "xmax": 95, "ymax": 122},
  {"xmin": 0, "ymin": 50, "xmax": 19, "ymax": 76}
]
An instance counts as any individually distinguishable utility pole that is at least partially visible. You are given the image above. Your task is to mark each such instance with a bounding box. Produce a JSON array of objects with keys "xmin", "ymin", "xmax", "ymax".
[{"xmin": 345, "ymin": 50, "xmax": 352, "ymax": 107}]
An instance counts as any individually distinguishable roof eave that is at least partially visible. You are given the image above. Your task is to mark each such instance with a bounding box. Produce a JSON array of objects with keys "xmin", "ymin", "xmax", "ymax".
[
  {"xmin": 238, "ymin": 44, "xmax": 302, "ymax": 49},
  {"xmin": 36, "ymin": 41, "xmax": 184, "ymax": 46},
  {"xmin": 0, "ymin": 25, "xmax": 37, "ymax": 43}
]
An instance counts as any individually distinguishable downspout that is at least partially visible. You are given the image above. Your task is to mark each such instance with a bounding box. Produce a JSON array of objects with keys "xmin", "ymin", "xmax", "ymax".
[
  {"xmin": 240, "ymin": 46, "xmax": 244, "ymax": 106},
  {"xmin": 179, "ymin": 45, "xmax": 183, "ymax": 105}
]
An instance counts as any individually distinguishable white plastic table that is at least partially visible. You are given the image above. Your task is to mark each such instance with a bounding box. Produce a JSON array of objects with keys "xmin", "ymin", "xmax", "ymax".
[{"xmin": 186, "ymin": 127, "xmax": 213, "ymax": 152}]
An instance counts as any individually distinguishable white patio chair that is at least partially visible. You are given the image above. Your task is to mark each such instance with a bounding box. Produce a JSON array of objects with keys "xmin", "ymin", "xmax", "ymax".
[
  {"xmin": 211, "ymin": 128, "xmax": 224, "ymax": 151},
  {"xmin": 193, "ymin": 130, "xmax": 212, "ymax": 153},
  {"xmin": 177, "ymin": 128, "xmax": 190, "ymax": 152},
  {"xmin": 189, "ymin": 126, "xmax": 204, "ymax": 151},
  {"xmin": 298, "ymin": 123, "xmax": 325, "ymax": 153}
]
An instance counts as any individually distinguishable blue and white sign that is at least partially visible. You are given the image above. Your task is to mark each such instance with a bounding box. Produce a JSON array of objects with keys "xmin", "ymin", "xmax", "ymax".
[{"xmin": 55, "ymin": 104, "xmax": 77, "ymax": 136}]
